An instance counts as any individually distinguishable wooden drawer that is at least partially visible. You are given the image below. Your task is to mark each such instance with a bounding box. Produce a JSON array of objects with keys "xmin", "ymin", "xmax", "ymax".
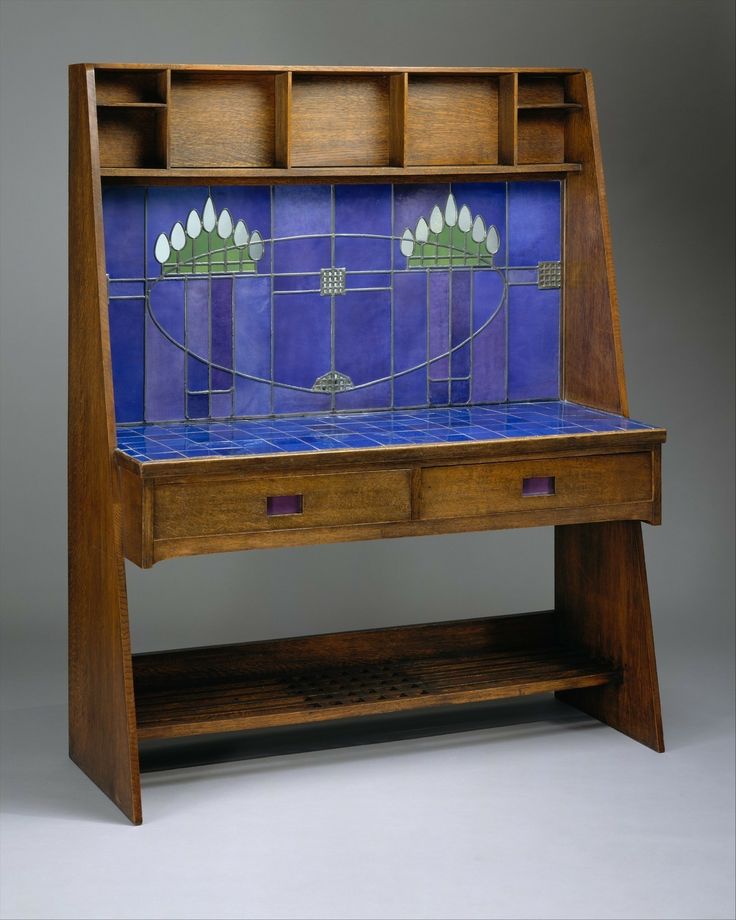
[
  {"xmin": 420, "ymin": 452, "xmax": 654, "ymax": 520},
  {"xmin": 154, "ymin": 469, "xmax": 412, "ymax": 540}
]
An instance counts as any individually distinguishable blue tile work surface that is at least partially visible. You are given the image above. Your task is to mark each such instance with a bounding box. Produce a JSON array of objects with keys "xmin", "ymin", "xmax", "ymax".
[
  {"xmin": 103, "ymin": 182, "xmax": 563, "ymax": 424},
  {"xmin": 116, "ymin": 401, "xmax": 657, "ymax": 462}
]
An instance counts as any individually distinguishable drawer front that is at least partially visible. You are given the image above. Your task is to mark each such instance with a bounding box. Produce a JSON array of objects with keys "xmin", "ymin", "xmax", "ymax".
[
  {"xmin": 420, "ymin": 452, "xmax": 653, "ymax": 520},
  {"xmin": 155, "ymin": 469, "xmax": 412, "ymax": 540}
]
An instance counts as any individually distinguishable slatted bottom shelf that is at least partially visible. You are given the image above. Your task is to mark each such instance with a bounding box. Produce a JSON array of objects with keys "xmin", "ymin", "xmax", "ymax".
[{"xmin": 133, "ymin": 612, "xmax": 619, "ymax": 741}]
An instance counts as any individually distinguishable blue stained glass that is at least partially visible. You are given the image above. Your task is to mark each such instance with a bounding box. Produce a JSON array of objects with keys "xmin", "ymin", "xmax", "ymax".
[{"xmin": 103, "ymin": 182, "xmax": 565, "ymax": 426}]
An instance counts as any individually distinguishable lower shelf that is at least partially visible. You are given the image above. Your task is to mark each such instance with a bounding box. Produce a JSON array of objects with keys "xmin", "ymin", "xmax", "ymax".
[{"xmin": 133, "ymin": 612, "xmax": 620, "ymax": 740}]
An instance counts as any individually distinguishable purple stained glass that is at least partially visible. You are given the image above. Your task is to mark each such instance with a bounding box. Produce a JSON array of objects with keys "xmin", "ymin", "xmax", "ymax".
[
  {"xmin": 103, "ymin": 181, "xmax": 563, "ymax": 426},
  {"xmin": 266, "ymin": 494, "xmax": 303, "ymax": 516},
  {"xmin": 522, "ymin": 476, "xmax": 556, "ymax": 497}
]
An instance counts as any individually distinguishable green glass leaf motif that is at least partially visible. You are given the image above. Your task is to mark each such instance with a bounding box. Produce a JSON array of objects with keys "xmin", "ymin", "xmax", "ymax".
[
  {"xmin": 406, "ymin": 194, "xmax": 500, "ymax": 269},
  {"xmin": 156, "ymin": 196, "xmax": 263, "ymax": 276}
]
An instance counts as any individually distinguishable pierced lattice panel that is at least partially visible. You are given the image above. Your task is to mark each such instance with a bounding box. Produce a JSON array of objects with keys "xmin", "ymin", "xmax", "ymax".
[{"xmin": 286, "ymin": 662, "xmax": 431, "ymax": 709}]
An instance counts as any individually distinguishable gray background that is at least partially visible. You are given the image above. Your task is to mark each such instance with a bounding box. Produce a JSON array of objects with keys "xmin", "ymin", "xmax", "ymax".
[{"xmin": 0, "ymin": 1, "xmax": 733, "ymax": 919}]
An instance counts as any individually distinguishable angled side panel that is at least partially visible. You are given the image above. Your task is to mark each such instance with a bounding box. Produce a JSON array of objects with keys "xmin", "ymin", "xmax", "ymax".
[
  {"xmin": 555, "ymin": 521, "xmax": 664, "ymax": 751},
  {"xmin": 68, "ymin": 64, "xmax": 142, "ymax": 823},
  {"xmin": 563, "ymin": 72, "xmax": 628, "ymax": 414}
]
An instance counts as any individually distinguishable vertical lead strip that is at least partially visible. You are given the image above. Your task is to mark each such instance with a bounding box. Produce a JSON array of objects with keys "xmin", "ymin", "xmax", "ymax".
[
  {"xmin": 389, "ymin": 185, "xmax": 395, "ymax": 410},
  {"xmin": 469, "ymin": 267, "xmax": 474, "ymax": 405},
  {"xmin": 330, "ymin": 185, "xmax": 336, "ymax": 412},
  {"xmin": 230, "ymin": 273, "xmax": 236, "ymax": 418},
  {"xmin": 183, "ymin": 276, "xmax": 189, "ymax": 418},
  {"xmin": 558, "ymin": 180, "xmax": 564, "ymax": 400},
  {"xmin": 504, "ymin": 181, "xmax": 509, "ymax": 403},
  {"xmin": 269, "ymin": 184, "xmax": 275, "ymax": 416},
  {"xmin": 425, "ymin": 269, "xmax": 430, "ymax": 405},
  {"xmin": 143, "ymin": 188, "xmax": 149, "ymax": 424}
]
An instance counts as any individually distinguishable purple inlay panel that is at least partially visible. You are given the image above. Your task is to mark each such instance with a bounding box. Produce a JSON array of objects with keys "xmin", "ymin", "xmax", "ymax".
[
  {"xmin": 266, "ymin": 495, "xmax": 304, "ymax": 516},
  {"xmin": 523, "ymin": 476, "xmax": 556, "ymax": 496},
  {"xmin": 471, "ymin": 271, "xmax": 506, "ymax": 404},
  {"xmin": 429, "ymin": 272, "xmax": 450, "ymax": 384},
  {"xmin": 450, "ymin": 270, "xmax": 471, "ymax": 380},
  {"xmin": 146, "ymin": 280, "xmax": 185, "ymax": 421},
  {"xmin": 210, "ymin": 277, "xmax": 233, "ymax": 393},
  {"xmin": 103, "ymin": 182, "xmax": 563, "ymax": 425},
  {"xmin": 234, "ymin": 276, "xmax": 271, "ymax": 417}
]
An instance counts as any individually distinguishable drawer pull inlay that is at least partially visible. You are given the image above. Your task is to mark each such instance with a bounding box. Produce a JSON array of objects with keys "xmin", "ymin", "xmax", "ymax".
[
  {"xmin": 522, "ymin": 476, "xmax": 555, "ymax": 497},
  {"xmin": 266, "ymin": 494, "xmax": 303, "ymax": 516}
]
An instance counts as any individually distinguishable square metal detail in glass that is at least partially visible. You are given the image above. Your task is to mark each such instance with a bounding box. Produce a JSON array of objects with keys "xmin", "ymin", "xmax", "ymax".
[
  {"xmin": 320, "ymin": 266, "xmax": 347, "ymax": 296},
  {"xmin": 537, "ymin": 261, "xmax": 562, "ymax": 290}
]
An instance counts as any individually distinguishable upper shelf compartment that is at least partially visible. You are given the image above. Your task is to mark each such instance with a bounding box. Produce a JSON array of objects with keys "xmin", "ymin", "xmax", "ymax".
[
  {"xmin": 95, "ymin": 69, "xmax": 168, "ymax": 168},
  {"xmin": 406, "ymin": 75, "xmax": 499, "ymax": 166},
  {"xmin": 169, "ymin": 72, "xmax": 277, "ymax": 168},
  {"xmin": 95, "ymin": 69, "xmax": 167, "ymax": 105},
  {"xmin": 516, "ymin": 75, "xmax": 580, "ymax": 165},
  {"xmin": 289, "ymin": 74, "xmax": 390, "ymax": 167},
  {"xmin": 93, "ymin": 67, "xmax": 586, "ymax": 178}
]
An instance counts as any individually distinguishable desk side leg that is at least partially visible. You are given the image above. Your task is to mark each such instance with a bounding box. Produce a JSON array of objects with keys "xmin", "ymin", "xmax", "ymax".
[
  {"xmin": 68, "ymin": 63, "xmax": 142, "ymax": 824},
  {"xmin": 554, "ymin": 521, "xmax": 664, "ymax": 751}
]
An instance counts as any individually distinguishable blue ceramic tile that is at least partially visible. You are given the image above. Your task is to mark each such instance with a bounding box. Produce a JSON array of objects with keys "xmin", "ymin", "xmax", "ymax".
[{"xmin": 118, "ymin": 401, "xmax": 660, "ymax": 462}]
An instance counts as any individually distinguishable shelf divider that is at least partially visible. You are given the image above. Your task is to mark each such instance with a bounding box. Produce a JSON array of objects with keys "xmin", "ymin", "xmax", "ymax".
[
  {"xmin": 388, "ymin": 72, "xmax": 408, "ymax": 167},
  {"xmin": 499, "ymin": 73, "xmax": 518, "ymax": 165},
  {"xmin": 157, "ymin": 69, "xmax": 171, "ymax": 169},
  {"xmin": 275, "ymin": 71, "xmax": 292, "ymax": 168}
]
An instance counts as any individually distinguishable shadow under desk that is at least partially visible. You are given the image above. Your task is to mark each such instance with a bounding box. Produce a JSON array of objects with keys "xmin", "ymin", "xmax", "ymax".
[{"xmin": 113, "ymin": 400, "xmax": 664, "ymax": 744}]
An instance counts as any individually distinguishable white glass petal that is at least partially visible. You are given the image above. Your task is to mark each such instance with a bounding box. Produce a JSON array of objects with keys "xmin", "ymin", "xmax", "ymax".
[
  {"xmin": 415, "ymin": 217, "xmax": 429, "ymax": 242},
  {"xmin": 170, "ymin": 222, "xmax": 186, "ymax": 252},
  {"xmin": 458, "ymin": 205, "xmax": 472, "ymax": 232},
  {"xmin": 154, "ymin": 233, "xmax": 171, "ymax": 263},
  {"xmin": 186, "ymin": 209, "xmax": 202, "ymax": 239},
  {"xmin": 217, "ymin": 208, "xmax": 233, "ymax": 239},
  {"xmin": 249, "ymin": 230, "xmax": 264, "ymax": 261},
  {"xmin": 444, "ymin": 193, "xmax": 458, "ymax": 227},
  {"xmin": 233, "ymin": 220, "xmax": 249, "ymax": 247},
  {"xmin": 429, "ymin": 205, "xmax": 444, "ymax": 234},
  {"xmin": 400, "ymin": 228, "xmax": 415, "ymax": 257},
  {"xmin": 485, "ymin": 225, "xmax": 500, "ymax": 255},
  {"xmin": 202, "ymin": 197, "xmax": 216, "ymax": 232},
  {"xmin": 471, "ymin": 215, "xmax": 486, "ymax": 243}
]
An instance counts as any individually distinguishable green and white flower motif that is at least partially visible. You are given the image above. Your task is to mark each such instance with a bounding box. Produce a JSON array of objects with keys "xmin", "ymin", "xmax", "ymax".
[
  {"xmin": 403, "ymin": 193, "xmax": 501, "ymax": 268},
  {"xmin": 154, "ymin": 196, "xmax": 265, "ymax": 275}
]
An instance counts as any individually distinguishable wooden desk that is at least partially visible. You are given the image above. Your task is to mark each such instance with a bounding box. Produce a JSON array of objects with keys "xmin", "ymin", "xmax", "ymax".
[{"xmin": 69, "ymin": 64, "xmax": 665, "ymax": 824}]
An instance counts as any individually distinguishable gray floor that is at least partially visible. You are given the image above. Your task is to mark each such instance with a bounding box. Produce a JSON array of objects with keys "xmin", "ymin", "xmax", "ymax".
[{"xmin": 1, "ymin": 630, "xmax": 733, "ymax": 920}]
